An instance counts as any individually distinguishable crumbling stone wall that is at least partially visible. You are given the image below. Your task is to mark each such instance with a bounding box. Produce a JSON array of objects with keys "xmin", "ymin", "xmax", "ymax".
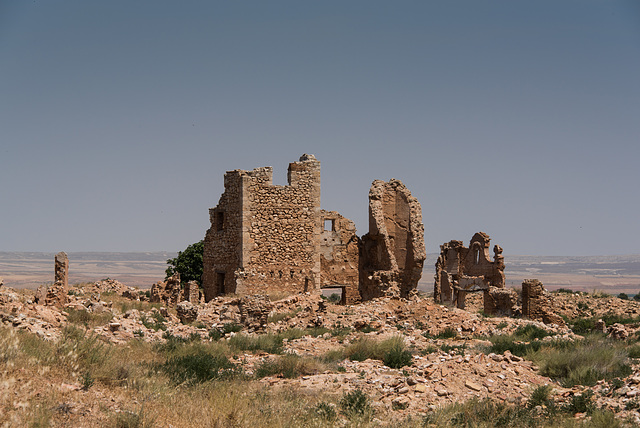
[
  {"xmin": 202, "ymin": 156, "xmax": 425, "ymax": 303},
  {"xmin": 360, "ymin": 179, "xmax": 426, "ymax": 300},
  {"xmin": 483, "ymin": 288, "xmax": 518, "ymax": 317},
  {"xmin": 319, "ymin": 210, "xmax": 361, "ymax": 304},
  {"xmin": 434, "ymin": 233, "xmax": 505, "ymax": 309},
  {"xmin": 203, "ymin": 155, "xmax": 322, "ymax": 301},
  {"xmin": 522, "ymin": 279, "xmax": 564, "ymax": 325}
]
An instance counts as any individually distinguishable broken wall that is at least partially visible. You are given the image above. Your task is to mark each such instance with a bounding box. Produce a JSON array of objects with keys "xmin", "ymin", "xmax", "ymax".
[
  {"xmin": 319, "ymin": 210, "xmax": 361, "ymax": 304},
  {"xmin": 522, "ymin": 279, "xmax": 564, "ymax": 325},
  {"xmin": 434, "ymin": 233, "xmax": 505, "ymax": 308},
  {"xmin": 360, "ymin": 179, "xmax": 425, "ymax": 299}
]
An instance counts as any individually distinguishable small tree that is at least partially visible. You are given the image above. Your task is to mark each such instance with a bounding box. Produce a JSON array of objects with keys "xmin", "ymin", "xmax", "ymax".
[
  {"xmin": 618, "ymin": 293, "xmax": 629, "ymax": 300},
  {"xmin": 634, "ymin": 293, "xmax": 640, "ymax": 302},
  {"xmin": 166, "ymin": 240, "xmax": 204, "ymax": 285}
]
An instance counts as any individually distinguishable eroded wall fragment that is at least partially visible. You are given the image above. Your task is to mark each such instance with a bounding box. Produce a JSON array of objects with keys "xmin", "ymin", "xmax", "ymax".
[
  {"xmin": 434, "ymin": 233, "xmax": 505, "ymax": 308},
  {"xmin": 521, "ymin": 279, "xmax": 564, "ymax": 325},
  {"xmin": 360, "ymin": 179, "xmax": 425, "ymax": 299},
  {"xmin": 36, "ymin": 252, "xmax": 70, "ymax": 306},
  {"xmin": 319, "ymin": 210, "xmax": 361, "ymax": 304}
]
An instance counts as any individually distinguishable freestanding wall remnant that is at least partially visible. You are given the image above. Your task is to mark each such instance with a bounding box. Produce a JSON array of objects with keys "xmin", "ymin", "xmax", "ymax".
[
  {"xmin": 35, "ymin": 251, "xmax": 70, "ymax": 306},
  {"xmin": 360, "ymin": 179, "xmax": 426, "ymax": 299},
  {"xmin": 55, "ymin": 251, "xmax": 69, "ymax": 290},
  {"xmin": 521, "ymin": 279, "xmax": 564, "ymax": 325},
  {"xmin": 434, "ymin": 232, "xmax": 505, "ymax": 309},
  {"xmin": 202, "ymin": 155, "xmax": 425, "ymax": 304}
]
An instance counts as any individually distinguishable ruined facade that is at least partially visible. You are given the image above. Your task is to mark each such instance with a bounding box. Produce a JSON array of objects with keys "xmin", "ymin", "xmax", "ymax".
[
  {"xmin": 360, "ymin": 180, "xmax": 426, "ymax": 300},
  {"xmin": 434, "ymin": 232, "xmax": 505, "ymax": 309},
  {"xmin": 202, "ymin": 155, "xmax": 425, "ymax": 303}
]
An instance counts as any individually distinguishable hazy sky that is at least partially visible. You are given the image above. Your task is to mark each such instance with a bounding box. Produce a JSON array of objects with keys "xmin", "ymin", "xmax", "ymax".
[{"xmin": 1, "ymin": 1, "xmax": 639, "ymax": 256}]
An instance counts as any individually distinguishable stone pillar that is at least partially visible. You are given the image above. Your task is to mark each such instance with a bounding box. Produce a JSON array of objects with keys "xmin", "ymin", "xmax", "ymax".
[{"xmin": 55, "ymin": 252, "xmax": 69, "ymax": 290}]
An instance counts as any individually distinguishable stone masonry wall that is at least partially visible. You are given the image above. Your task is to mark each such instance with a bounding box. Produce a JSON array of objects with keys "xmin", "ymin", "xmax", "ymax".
[
  {"xmin": 319, "ymin": 210, "xmax": 361, "ymax": 304},
  {"xmin": 434, "ymin": 233, "xmax": 505, "ymax": 308},
  {"xmin": 203, "ymin": 155, "xmax": 321, "ymax": 301}
]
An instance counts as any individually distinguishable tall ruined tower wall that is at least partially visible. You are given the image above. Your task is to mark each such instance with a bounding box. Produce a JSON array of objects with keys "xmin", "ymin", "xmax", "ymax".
[{"xmin": 203, "ymin": 155, "xmax": 321, "ymax": 301}]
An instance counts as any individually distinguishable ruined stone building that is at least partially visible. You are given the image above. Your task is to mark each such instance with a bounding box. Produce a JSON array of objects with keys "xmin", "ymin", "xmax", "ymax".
[
  {"xmin": 434, "ymin": 232, "xmax": 505, "ymax": 310},
  {"xmin": 202, "ymin": 154, "xmax": 425, "ymax": 303}
]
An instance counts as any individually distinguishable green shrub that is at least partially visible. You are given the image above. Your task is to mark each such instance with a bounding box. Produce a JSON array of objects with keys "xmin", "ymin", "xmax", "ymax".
[
  {"xmin": 227, "ymin": 333, "xmax": 283, "ymax": 354},
  {"xmin": 514, "ymin": 324, "xmax": 553, "ymax": 341},
  {"xmin": 222, "ymin": 323, "xmax": 242, "ymax": 334},
  {"xmin": 383, "ymin": 343, "xmax": 412, "ymax": 369},
  {"xmin": 254, "ymin": 354, "xmax": 321, "ymax": 379},
  {"xmin": 527, "ymin": 384, "xmax": 553, "ymax": 409},
  {"xmin": 209, "ymin": 329, "xmax": 222, "ymax": 341},
  {"xmin": 339, "ymin": 389, "xmax": 371, "ymax": 419},
  {"xmin": 536, "ymin": 338, "xmax": 631, "ymax": 387},
  {"xmin": 571, "ymin": 317, "xmax": 595, "ymax": 334},
  {"xmin": 618, "ymin": 293, "xmax": 629, "ymax": 300},
  {"xmin": 436, "ymin": 327, "xmax": 458, "ymax": 339},
  {"xmin": 564, "ymin": 390, "xmax": 595, "ymax": 415},
  {"xmin": 424, "ymin": 398, "xmax": 534, "ymax": 428},
  {"xmin": 160, "ymin": 347, "xmax": 242, "ymax": 384},
  {"xmin": 488, "ymin": 335, "xmax": 542, "ymax": 357},
  {"xmin": 627, "ymin": 344, "xmax": 640, "ymax": 358},
  {"xmin": 311, "ymin": 401, "xmax": 337, "ymax": 422},
  {"xmin": 344, "ymin": 336, "xmax": 407, "ymax": 363},
  {"xmin": 555, "ymin": 288, "xmax": 574, "ymax": 294}
]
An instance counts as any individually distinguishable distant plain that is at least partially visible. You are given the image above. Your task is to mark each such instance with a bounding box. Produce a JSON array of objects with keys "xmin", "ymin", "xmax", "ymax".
[{"xmin": 1, "ymin": 252, "xmax": 639, "ymax": 295}]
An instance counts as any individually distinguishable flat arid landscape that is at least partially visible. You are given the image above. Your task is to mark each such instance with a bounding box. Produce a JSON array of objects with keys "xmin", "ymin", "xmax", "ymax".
[{"xmin": 3, "ymin": 252, "xmax": 638, "ymax": 296}]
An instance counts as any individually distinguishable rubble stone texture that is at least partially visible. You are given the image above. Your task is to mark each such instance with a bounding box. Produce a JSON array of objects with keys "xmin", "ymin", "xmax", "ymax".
[
  {"xmin": 521, "ymin": 279, "xmax": 565, "ymax": 325},
  {"xmin": 202, "ymin": 155, "xmax": 425, "ymax": 304},
  {"xmin": 150, "ymin": 273, "xmax": 181, "ymax": 306},
  {"xmin": 360, "ymin": 179, "xmax": 426, "ymax": 300},
  {"xmin": 483, "ymin": 288, "xmax": 518, "ymax": 317},
  {"xmin": 434, "ymin": 233, "xmax": 505, "ymax": 309},
  {"xmin": 176, "ymin": 301, "xmax": 198, "ymax": 324}
]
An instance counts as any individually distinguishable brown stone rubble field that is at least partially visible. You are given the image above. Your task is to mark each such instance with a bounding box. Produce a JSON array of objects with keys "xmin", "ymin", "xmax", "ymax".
[{"xmin": 4, "ymin": 280, "xmax": 640, "ymax": 426}]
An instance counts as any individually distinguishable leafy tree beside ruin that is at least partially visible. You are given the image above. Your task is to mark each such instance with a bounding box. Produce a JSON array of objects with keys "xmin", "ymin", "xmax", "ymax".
[{"xmin": 165, "ymin": 240, "xmax": 204, "ymax": 286}]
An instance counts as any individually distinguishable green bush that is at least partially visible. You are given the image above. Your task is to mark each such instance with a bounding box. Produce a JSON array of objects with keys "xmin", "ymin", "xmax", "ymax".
[
  {"xmin": 160, "ymin": 347, "xmax": 242, "ymax": 384},
  {"xmin": 227, "ymin": 333, "xmax": 283, "ymax": 354},
  {"xmin": 536, "ymin": 338, "xmax": 631, "ymax": 387},
  {"xmin": 436, "ymin": 327, "xmax": 458, "ymax": 339},
  {"xmin": 339, "ymin": 389, "xmax": 371, "ymax": 419},
  {"xmin": 618, "ymin": 293, "xmax": 629, "ymax": 300},
  {"xmin": 165, "ymin": 240, "xmax": 204, "ymax": 285},
  {"xmin": 514, "ymin": 324, "xmax": 553, "ymax": 341},
  {"xmin": 254, "ymin": 354, "xmax": 321, "ymax": 379},
  {"xmin": 344, "ymin": 336, "xmax": 408, "ymax": 363},
  {"xmin": 563, "ymin": 390, "xmax": 595, "ymax": 415},
  {"xmin": 527, "ymin": 384, "xmax": 553, "ymax": 409},
  {"xmin": 424, "ymin": 397, "xmax": 534, "ymax": 428},
  {"xmin": 311, "ymin": 402, "xmax": 337, "ymax": 422},
  {"xmin": 571, "ymin": 317, "xmax": 596, "ymax": 334},
  {"xmin": 383, "ymin": 343, "xmax": 413, "ymax": 369}
]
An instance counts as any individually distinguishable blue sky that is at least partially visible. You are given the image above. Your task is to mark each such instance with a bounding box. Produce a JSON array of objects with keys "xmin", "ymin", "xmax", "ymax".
[{"xmin": 1, "ymin": 1, "xmax": 639, "ymax": 256}]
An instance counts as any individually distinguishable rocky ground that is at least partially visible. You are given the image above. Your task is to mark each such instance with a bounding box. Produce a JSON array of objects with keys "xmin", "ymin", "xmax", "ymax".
[{"xmin": 3, "ymin": 280, "xmax": 640, "ymax": 426}]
